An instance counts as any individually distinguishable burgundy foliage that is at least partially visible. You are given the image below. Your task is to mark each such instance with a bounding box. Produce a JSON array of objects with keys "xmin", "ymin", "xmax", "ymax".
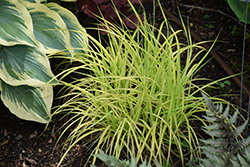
[{"xmin": 77, "ymin": 0, "xmax": 143, "ymax": 34}]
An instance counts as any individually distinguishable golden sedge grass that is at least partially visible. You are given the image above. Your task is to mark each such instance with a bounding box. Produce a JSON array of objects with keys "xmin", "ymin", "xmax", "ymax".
[{"xmin": 51, "ymin": 1, "xmax": 223, "ymax": 166}]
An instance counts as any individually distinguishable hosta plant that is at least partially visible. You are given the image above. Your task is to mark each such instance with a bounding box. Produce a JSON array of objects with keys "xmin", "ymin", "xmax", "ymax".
[
  {"xmin": 53, "ymin": 0, "xmax": 219, "ymax": 166},
  {"xmin": 191, "ymin": 93, "xmax": 250, "ymax": 166},
  {"xmin": 0, "ymin": 0, "xmax": 88, "ymax": 123}
]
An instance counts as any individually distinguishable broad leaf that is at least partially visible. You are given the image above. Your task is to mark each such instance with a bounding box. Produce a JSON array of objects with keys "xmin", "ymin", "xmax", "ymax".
[
  {"xmin": 45, "ymin": 2, "xmax": 88, "ymax": 55},
  {"xmin": 227, "ymin": 0, "xmax": 250, "ymax": 23},
  {"xmin": 18, "ymin": 0, "xmax": 40, "ymax": 3},
  {"xmin": 23, "ymin": 2, "xmax": 74, "ymax": 57},
  {"xmin": 0, "ymin": 0, "xmax": 37, "ymax": 47},
  {"xmin": 0, "ymin": 44, "xmax": 58, "ymax": 86},
  {"xmin": 0, "ymin": 80, "xmax": 53, "ymax": 124}
]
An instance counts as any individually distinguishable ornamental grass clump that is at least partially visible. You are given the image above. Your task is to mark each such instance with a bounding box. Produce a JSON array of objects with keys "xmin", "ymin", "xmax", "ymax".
[{"xmin": 53, "ymin": 1, "xmax": 216, "ymax": 166}]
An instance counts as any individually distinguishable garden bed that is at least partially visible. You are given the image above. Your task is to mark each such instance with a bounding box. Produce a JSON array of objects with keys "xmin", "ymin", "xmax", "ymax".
[{"xmin": 0, "ymin": 0, "xmax": 249, "ymax": 166}]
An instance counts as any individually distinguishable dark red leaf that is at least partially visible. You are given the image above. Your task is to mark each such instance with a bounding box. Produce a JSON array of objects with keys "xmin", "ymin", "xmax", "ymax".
[
  {"xmin": 130, "ymin": 0, "xmax": 143, "ymax": 4},
  {"xmin": 93, "ymin": 0, "xmax": 109, "ymax": 4},
  {"xmin": 100, "ymin": 3, "xmax": 117, "ymax": 19},
  {"xmin": 98, "ymin": 24, "xmax": 108, "ymax": 35},
  {"xmin": 81, "ymin": 3, "xmax": 101, "ymax": 18},
  {"xmin": 113, "ymin": 0, "xmax": 127, "ymax": 8},
  {"xmin": 122, "ymin": 13, "xmax": 143, "ymax": 29}
]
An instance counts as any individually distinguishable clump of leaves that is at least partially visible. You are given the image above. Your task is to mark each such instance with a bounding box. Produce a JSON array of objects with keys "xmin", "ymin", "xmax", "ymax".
[
  {"xmin": 76, "ymin": 0, "xmax": 143, "ymax": 34},
  {"xmin": 54, "ymin": 0, "xmax": 217, "ymax": 166},
  {"xmin": 195, "ymin": 93, "xmax": 250, "ymax": 166},
  {"xmin": 0, "ymin": 0, "xmax": 88, "ymax": 123},
  {"xmin": 91, "ymin": 149, "xmax": 163, "ymax": 167}
]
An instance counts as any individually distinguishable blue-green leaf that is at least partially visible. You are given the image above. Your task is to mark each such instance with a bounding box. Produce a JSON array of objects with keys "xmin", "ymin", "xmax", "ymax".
[
  {"xmin": 0, "ymin": 44, "xmax": 58, "ymax": 86},
  {"xmin": 23, "ymin": 2, "xmax": 74, "ymax": 57},
  {"xmin": 45, "ymin": 2, "xmax": 88, "ymax": 55},
  {"xmin": 0, "ymin": 0, "xmax": 37, "ymax": 47},
  {"xmin": 18, "ymin": 0, "xmax": 40, "ymax": 3},
  {"xmin": 227, "ymin": 0, "xmax": 250, "ymax": 23},
  {"xmin": 0, "ymin": 80, "xmax": 52, "ymax": 124}
]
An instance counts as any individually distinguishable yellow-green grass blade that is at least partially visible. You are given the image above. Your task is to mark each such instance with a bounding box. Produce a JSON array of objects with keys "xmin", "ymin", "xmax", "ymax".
[
  {"xmin": 0, "ymin": 80, "xmax": 52, "ymax": 123},
  {"xmin": 0, "ymin": 0, "xmax": 37, "ymax": 47}
]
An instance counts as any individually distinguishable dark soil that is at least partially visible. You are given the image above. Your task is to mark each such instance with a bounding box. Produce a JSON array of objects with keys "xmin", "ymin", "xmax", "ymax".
[{"xmin": 1, "ymin": 0, "xmax": 249, "ymax": 166}]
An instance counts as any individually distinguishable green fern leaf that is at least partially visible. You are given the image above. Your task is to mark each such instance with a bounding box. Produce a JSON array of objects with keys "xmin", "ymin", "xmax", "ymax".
[
  {"xmin": 199, "ymin": 158, "xmax": 214, "ymax": 167},
  {"xmin": 202, "ymin": 93, "xmax": 216, "ymax": 113},
  {"xmin": 242, "ymin": 149, "xmax": 250, "ymax": 164},
  {"xmin": 202, "ymin": 115, "xmax": 218, "ymax": 122},
  {"xmin": 221, "ymin": 103, "xmax": 229, "ymax": 120},
  {"xmin": 230, "ymin": 154, "xmax": 241, "ymax": 166},
  {"xmin": 230, "ymin": 119, "xmax": 248, "ymax": 139},
  {"xmin": 130, "ymin": 155, "xmax": 137, "ymax": 167},
  {"xmin": 244, "ymin": 149, "xmax": 250, "ymax": 159},
  {"xmin": 92, "ymin": 148, "xmax": 159, "ymax": 167},
  {"xmin": 237, "ymin": 153, "xmax": 249, "ymax": 166},
  {"xmin": 195, "ymin": 93, "xmax": 250, "ymax": 166},
  {"xmin": 200, "ymin": 146, "xmax": 227, "ymax": 154},
  {"xmin": 138, "ymin": 159, "xmax": 152, "ymax": 167},
  {"xmin": 234, "ymin": 136, "xmax": 250, "ymax": 151},
  {"xmin": 226, "ymin": 109, "xmax": 238, "ymax": 127},
  {"xmin": 200, "ymin": 138, "xmax": 229, "ymax": 146},
  {"xmin": 203, "ymin": 129, "xmax": 227, "ymax": 138},
  {"xmin": 93, "ymin": 149, "xmax": 130, "ymax": 167},
  {"xmin": 203, "ymin": 123, "xmax": 224, "ymax": 130}
]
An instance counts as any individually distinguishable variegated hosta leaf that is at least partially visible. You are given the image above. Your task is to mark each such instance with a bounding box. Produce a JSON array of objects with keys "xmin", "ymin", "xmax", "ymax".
[
  {"xmin": 22, "ymin": 2, "xmax": 74, "ymax": 57},
  {"xmin": 45, "ymin": 2, "xmax": 88, "ymax": 55},
  {"xmin": 0, "ymin": 0, "xmax": 37, "ymax": 47},
  {"xmin": 0, "ymin": 44, "xmax": 58, "ymax": 86},
  {"xmin": 18, "ymin": 0, "xmax": 40, "ymax": 4},
  {"xmin": 46, "ymin": 2, "xmax": 88, "ymax": 54},
  {"xmin": 0, "ymin": 80, "xmax": 53, "ymax": 124}
]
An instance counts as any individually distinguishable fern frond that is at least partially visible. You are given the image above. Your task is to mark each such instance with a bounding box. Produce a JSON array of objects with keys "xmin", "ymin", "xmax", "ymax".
[
  {"xmin": 229, "ymin": 119, "xmax": 248, "ymax": 139},
  {"xmin": 91, "ymin": 148, "xmax": 161, "ymax": 167},
  {"xmin": 202, "ymin": 129, "xmax": 227, "ymax": 138},
  {"xmin": 221, "ymin": 103, "xmax": 229, "ymax": 120},
  {"xmin": 204, "ymin": 122, "xmax": 224, "ymax": 130},
  {"xmin": 92, "ymin": 149, "xmax": 131, "ymax": 167},
  {"xmin": 226, "ymin": 108, "xmax": 238, "ymax": 127},
  {"xmin": 193, "ymin": 93, "xmax": 250, "ymax": 167},
  {"xmin": 200, "ymin": 138, "xmax": 229, "ymax": 146}
]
